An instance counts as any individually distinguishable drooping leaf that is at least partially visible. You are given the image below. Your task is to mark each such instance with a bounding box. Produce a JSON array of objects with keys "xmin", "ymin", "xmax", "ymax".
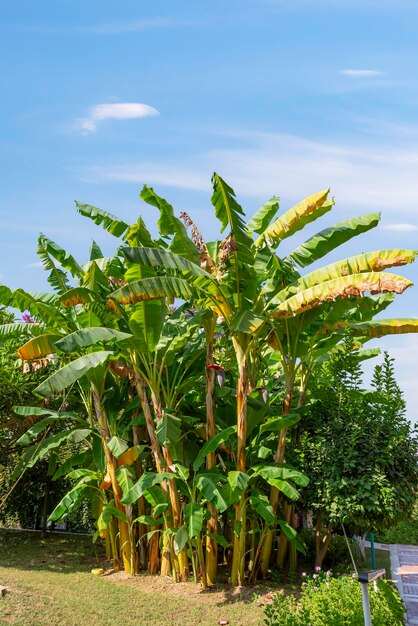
[
  {"xmin": 107, "ymin": 436, "xmax": 129, "ymax": 458},
  {"xmin": 35, "ymin": 351, "xmax": 114, "ymax": 396},
  {"xmin": 156, "ymin": 413, "xmax": 182, "ymax": 447},
  {"xmin": 129, "ymin": 300, "xmax": 165, "ymax": 354},
  {"xmin": 249, "ymin": 489, "xmax": 275, "ymax": 525},
  {"xmin": 11, "ymin": 289, "xmax": 64, "ymax": 327},
  {"xmin": 60, "ymin": 287, "xmax": 97, "ymax": 307},
  {"xmin": 193, "ymin": 425, "xmax": 237, "ymax": 472},
  {"xmin": 259, "ymin": 414, "xmax": 300, "ymax": 435},
  {"xmin": 110, "ymin": 276, "xmax": 195, "ymax": 306},
  {"xmin": 230, "ymin": 310, "xmax": 266, "ymax": 334},
  {"xmin": 98, "ymin": 502, "xmax": 128, "ymax": 531},
  {"xmin": 0, "ymin": 322, "xmax": 42, "ymax": 339},
  {"xmin": 55, "ymin": 328, "xmax": 131, "ymax": 353},
  {"xmin": 12, "ymin": 428, "xmax": 90, "ymax": 478},
  {"xmin": 286, "ymin": 213, "xmax": 381, "ymax": 268},
  {"xmin": 255, "ymin": 464, "xmax": 309, "ymax": 487},
  {"xmin": 75, "ymin": 202, "xmax": 130, "ymax": 238},
  {"xmin": 350, "ymin": 318, "xmax": 418, "ymax": 338},
  {"xmin": 13, "ymin": 405, "xmax": 76, "ymax": 418},
  {"xmin": 279, "ymin": 249, "xmax": 416, "ymax": 299},
  {"xmin": 278, "ymin": 520, "xmax": 306, "ymax": 554},
  {"xmin": 272, "ymin": 273, "xmax": 412, "ymax": 319},
  {"xmin": 184, "ymin": 502, "xmax": 204, "ymax": 538},
  {"xmin": 121, "ymin": 471, "xmax": 175, "ymax": 505},
  {"xmin": 48, "ymin": 482, "xmax": 89, "ymax": 522},
  {"xmin": 122, "ymin": 247, "xmax": 217, "ymax": 292},
  {"xmin": 52, "ymin": 450, "xmax": 91, "ymax": 480},
  {"xmin": 118, "ymin": 446, "xmax": 142, "ymax": 467},
  {"xmin": 16, "ymin": 412, "xmax": 79, "ymax": 445},
  {"xmin": 196, "ymin": 473, "xmax": 229, "ymax": 512},
  {"xmin": 17, "ymin": 334, "xmax": 61, "ymax": 360},
  {"xmin": 174, "ymin": 526, "xmax": 189, "ymax": 554},
  {"xmin": 227, "ymin": 471, "xmax": 250, "ymax": 492},
  {"xmin": 115, "ymin": 466, "xmax": 135, "ymax": 498}
]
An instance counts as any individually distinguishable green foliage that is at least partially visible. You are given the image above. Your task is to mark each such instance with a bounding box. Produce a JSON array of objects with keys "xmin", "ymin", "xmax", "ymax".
[
  {"xmin": 1, "ymin": 175, "xmax": 418, "ymax": 588},
  {"xmin": 297, "ymin": 340, "xmax": 418, "ymax": 532},
  {"xmin": 264, "ymin": 577, "xmax": 405, "ymax": 626},
  {"xmin": 299, "ymin": 528, "xmax": 352, "ymax": 568},
  {"xmin": 380, "ymin": 501, "xmax": 418, "ymax": 545}
]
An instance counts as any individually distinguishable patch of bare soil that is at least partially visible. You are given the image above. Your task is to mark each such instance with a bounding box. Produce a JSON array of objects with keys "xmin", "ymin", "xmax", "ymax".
[{"xmin": 103, "ymin": 570, "xmax": 291, "ymax": 608}]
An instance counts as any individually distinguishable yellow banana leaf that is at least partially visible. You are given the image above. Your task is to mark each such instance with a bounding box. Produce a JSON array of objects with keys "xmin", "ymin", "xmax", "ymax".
[
  {"xmin": 272, "ymin": 273, "xmax": 412, "ymax": 318},
  {"xmin": 18, "ymin": 333, "xmax": 61, "ymax": 360},
  {"xmin": 255, "ymin": 189, "xmax": 332, "ymax": 248}
]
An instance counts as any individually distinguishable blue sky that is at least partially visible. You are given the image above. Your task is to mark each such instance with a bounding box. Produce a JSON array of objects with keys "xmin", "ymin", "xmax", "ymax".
[{"xmin": 1, "ymin": 1, "xmax": 418, "ymax": 421}]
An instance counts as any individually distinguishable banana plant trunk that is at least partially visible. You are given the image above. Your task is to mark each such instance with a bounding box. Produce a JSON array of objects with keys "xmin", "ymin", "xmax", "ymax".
[
  {"xmin": 134, "ymin": 372, "xmax": 169, "ymax": 576},
  {"xmin": 92, "ymin": 387, "xmax": 134, "ymax": 575},
  {"xmin": 151, "ymin": 392, "xmax": 189, "ymax": 582},
  {"xmin": 231, "ymin": 337, "xmax": 249, "ymax": 586},
  {"xmin": 205, "ymin": 314, "xmax": 218, "ymax": 585},
  {"xmin": 259, "ymin": 381, "xmax": 294, "ymax": 577}
]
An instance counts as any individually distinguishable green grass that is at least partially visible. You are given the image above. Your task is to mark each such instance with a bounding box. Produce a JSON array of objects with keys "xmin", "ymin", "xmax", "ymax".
[{"xmin": 0, "ymin": 530, "xmax": 268, "ymax": 626}]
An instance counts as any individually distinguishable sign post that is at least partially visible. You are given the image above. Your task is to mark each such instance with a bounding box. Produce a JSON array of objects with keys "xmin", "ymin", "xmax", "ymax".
[{"xmin": 357, "ymin": 569, "xmax": 386, "ymax": 626}]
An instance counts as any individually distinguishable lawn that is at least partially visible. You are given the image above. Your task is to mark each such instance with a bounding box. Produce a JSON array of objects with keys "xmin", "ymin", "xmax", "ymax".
[
  {"xmin": 0, "ymin": 530, "xmax": 397, "ymax": 626},
  {"xmin": 0, "ymin": 530, "xmax": 274, "ymax": 626}
]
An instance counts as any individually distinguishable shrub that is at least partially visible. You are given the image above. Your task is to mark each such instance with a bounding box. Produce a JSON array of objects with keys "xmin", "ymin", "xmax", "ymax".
[
  {"xmin": 380, "ymin": 502, "xmax": 418, "ymax": 545},
  {"xmin": 264, "ymin": 576, "xmax": 405, "ymax": 626},
  {"xmin": 299, "ymin": 528, "xmax": 351, "ymax": 568}
]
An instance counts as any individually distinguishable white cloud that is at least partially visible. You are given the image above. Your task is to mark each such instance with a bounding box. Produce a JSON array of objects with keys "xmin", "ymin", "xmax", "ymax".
[
  {"xmin": 84, "ymin": 163, "xmax": 209, "ymax": 191},
  {"xmin": 83, "ymin": 128, "xmax": 418, "ymax": 216},
  {"xmin": 341, "ymin": 69, "xmax": 384, "ymax": 77},
  {"xmin": 382, "ymin": 223, "xmax": 418, "ymax": 233},
  {"xmin": 75, "ymin": 102, "xmax": 159, "ymax": 134}
]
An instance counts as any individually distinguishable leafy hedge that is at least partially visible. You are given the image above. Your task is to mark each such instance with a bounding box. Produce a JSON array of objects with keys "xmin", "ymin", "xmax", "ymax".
[
  {"xmin": 380, "ymin": 502, "xmax": 418, "ymax": 545},
  {"xmin": 264, "ymin": 576, "xmax": 405, "ymax": 626}
]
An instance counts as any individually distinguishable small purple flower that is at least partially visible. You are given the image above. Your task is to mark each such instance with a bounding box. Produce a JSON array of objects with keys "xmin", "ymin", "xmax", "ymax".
[
  {"xmin": 22, "ymin": 313, "xmax": 35, "ymax": 324},
  {"xmin": 314, "ymin": 566, "xmax": 321, "ymax": 572},
  {"xmin": 312, "ymin": 574, "xmax": 317, "ymax": 579},
  {"xmin": 326, "ymin": 571, "xmax": 331, "ymax": 577},
  {"xmin": 301, "ymin": 572, "xmax": 307, "ymax": 577}
]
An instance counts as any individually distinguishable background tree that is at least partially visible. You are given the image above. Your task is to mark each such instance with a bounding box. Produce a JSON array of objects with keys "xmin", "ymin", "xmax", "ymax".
[{"xmin": 296, "ymin": 340, "xmax": 418, "ymax": 566}]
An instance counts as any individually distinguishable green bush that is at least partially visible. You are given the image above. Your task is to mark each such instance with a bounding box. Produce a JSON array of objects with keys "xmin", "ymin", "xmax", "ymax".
[
  {"xmin": 264, "ymin": 576, "xmax": 405, "ymax": 626},
  {"xmin": 299, "ymin": 528, "xmax": 351, "ymax": 568},
  {"xmin": 380, "ymin": 502, "xmax": 418, "ymax": 545}
]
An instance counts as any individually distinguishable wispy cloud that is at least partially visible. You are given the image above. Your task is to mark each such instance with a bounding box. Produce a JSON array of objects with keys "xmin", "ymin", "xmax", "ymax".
[
  {"xmin": 82, "ymin": 127, "xmax": 418, "ymax": 216},
  {"xmin": 74, "ymin": 103, "xmax": 159, "ymax": 134},
  {"xmin": 382, "ymin": 223, "xmax": 418, "ymax": 233},
  {"xmin": 341, "ymin": 69, "xmax": 384, "ymax": 77},
  {"xmin": 5, "ymin": 17, "xmax": 197, "ymax": 36},
  {"xmin": 79, "ymin": 18, "xmax": 196, "ymax": 35}
]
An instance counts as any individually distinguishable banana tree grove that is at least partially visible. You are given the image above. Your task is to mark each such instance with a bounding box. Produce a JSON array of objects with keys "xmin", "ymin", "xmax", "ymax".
[{"xmin": 1, "ymin": 173, "xmax": 417, "ymax": 587}]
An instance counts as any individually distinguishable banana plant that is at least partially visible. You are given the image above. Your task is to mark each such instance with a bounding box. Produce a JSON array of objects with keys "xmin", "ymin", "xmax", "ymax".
[{"xmin": 107, "ymin": 175, "xmax": 416, "ymax": 584}]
